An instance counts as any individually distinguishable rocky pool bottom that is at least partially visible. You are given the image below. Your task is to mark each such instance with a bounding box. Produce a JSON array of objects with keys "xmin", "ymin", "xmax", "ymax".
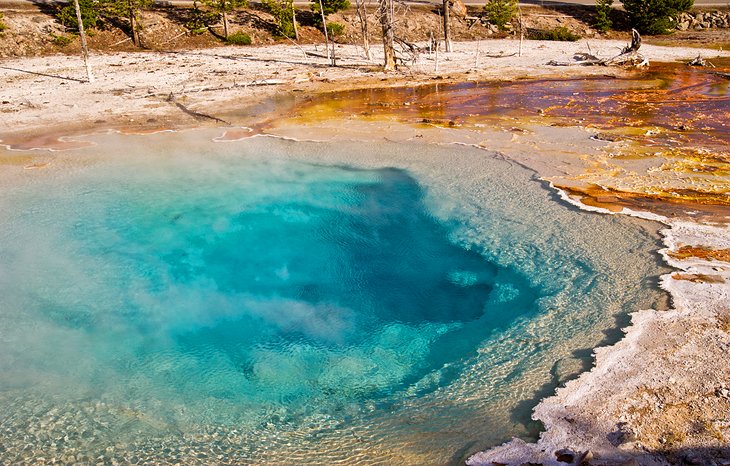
[{"xmin": 0, "ymin": 132, "xmax": 671, "ymax": 465}]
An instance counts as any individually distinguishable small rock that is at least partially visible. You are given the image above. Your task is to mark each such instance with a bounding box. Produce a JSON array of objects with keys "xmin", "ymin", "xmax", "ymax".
[
  {"xmin": 577, "ymin": 450, "xmax": 594, "ymax": 465},
  {"xmin": 555, "ymin": 448, "xmax": 575, "ymax": 463},
  {"xmin": 682, "ymin": 451, "xmax": 705, "ymax": 465}
]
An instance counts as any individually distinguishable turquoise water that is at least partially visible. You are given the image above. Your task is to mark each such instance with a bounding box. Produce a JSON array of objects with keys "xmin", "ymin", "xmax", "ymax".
[{"xmin": 0, "ymin": 133, "xmax": 668, "ymax": 464}]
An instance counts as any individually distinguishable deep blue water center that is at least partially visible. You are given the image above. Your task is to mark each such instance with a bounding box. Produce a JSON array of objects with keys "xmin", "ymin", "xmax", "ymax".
[
  {"xmin": 17, "ymin": 156, "xmax": 534, "ymax": 421},
  {"xmin": 160, "ymin": 166, "xmax": 533, "ymax": 404}
]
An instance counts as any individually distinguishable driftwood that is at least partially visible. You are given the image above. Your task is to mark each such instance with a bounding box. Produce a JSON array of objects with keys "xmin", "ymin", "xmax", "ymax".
[
  {"xmin": 305, "ymin": 51, "xmax": 330, "ymax": 59},
  {"xmin": 687, "ymin": 54, "xmax": 715, "ymax": 68},
  {"xmin": 547, "ymin": 29, "xmax": 648, "ymax": 68},
  {"xmin": 484, "ymin": 52, "xmax": 517, "ymax": 58}
]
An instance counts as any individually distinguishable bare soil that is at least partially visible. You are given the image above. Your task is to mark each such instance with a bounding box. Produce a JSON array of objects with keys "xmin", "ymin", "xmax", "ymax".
[{"xmin": 1, "ymin": 1, "xmax": 729, "ymax": 58}]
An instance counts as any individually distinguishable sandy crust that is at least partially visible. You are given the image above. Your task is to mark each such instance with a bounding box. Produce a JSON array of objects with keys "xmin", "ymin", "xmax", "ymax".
[
  {"xmin": 2, "ymin": 39, "xmax": 730, "ymax": 465},
  {"xmin": 2, "ymin": 38, "xmax": 728, "ymax": 147}
]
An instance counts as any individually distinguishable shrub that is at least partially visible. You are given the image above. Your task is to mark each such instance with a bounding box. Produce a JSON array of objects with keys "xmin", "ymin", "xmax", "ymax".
[
  {"xmin": 226, "ymin": 31, "xmax": 252, "ymax": 44},
  {"xmin": 593, "ymin": 0, "xmax": 613, "ymax": 32},
  {"xmin": 261, "ymin": 0, "xmax": 297, "ymax": 39},
  {"xmin": 483, "ymin": 0, "xmax": 517, "ymax": 29},
  {"xmin": 57, "ymin": 0, "xmax": 99, "ymax": 32},
  {"xmin": 530, "ymin": 26, "xmax": 580, "ymax": 41},
  {"xmin": 0, "ymin": 13, "xmax": 7, "ymax": 32},
  {"xmin": 621, "ymin": 0, "xmax": 693, "ymax": 34},
  {"xmin": 53, "ymin": 34, "xmax": 72, "ymax": 46},
  {"xmin": 326, "ymin": 21, "xmax": 344, "ymax": 37}
]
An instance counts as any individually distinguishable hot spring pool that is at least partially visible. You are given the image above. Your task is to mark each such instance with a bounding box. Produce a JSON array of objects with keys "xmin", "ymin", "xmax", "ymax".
[{"xmin": 0, "ymin": 131, "xmax": 669, "ymax": 464}]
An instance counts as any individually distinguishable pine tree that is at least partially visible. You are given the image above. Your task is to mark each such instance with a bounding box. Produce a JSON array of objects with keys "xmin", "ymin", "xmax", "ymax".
[
  {"xmin": 261, "ymin": 0, "xmax": 297, "ymax": 39},
  {"xmin": 311, "ymin": 0, "xmax": 350, "ymax": 28},
  {"xmin": 621, "ymin": 0, "xmax": 693, "ymax": 34},
  {"xmin": 57, "ymin": 0, "xmax": 99, "ymax": 32},
  {"xmin": 593, "ymin": 0, "xmax": 613, "ymax": 32},
  {"xmin": 483, "ymin": 0, "xmax": 517, "ymax": 29}
]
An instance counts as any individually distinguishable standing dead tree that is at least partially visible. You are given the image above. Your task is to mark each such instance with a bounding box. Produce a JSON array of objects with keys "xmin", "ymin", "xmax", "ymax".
[
  {"xmin": 72, "ymin": 0, "xmax": 94, "ymax": 82},
  {"xmin": 355, "ymin": 0, "xmax": 371, "ymax": 60},
  {"xmin": 317, "ymin": 0, "xmax": 331, "ymax": 62},
  {"xmin": 378, "ymin": 0, "xmax": 396, "ymax": 70},
  {"xmin": 292, "ymin": 1, "xmax": 299, "ymax": 40},
  {"xmin": 442, "ymin": 0, "xmax": 451, "ymax": 52},
  {"xmin": 441, "ymin": 0, "xmax": 466, "ymax": 52}
]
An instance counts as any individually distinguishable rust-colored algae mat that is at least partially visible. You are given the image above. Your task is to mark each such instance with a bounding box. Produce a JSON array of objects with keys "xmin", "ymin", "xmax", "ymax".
[{"xmin": 273, "ymin": 62, "xmax": 729, "ymax": 220}]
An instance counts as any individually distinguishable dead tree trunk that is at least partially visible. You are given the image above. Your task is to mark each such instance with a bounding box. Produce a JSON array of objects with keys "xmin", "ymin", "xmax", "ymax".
[
  {"xmin": 318, "ymin": 0, "xmax": 331, "ymax": 62},
  {"xmin": 355, "ymin": 0, "xmax": 371, "ymax": 60},
  {"xmin": 442, "ymin": 0, "xmax": 451, "ymax": 52},
  {"xmin": 73, "ymin": 0, "xmax": 94, "ymax": 82},
  {"xmin": 291, "ymin": 0, "xmax": 299, "ymax": 41},
  {"xmin": 379, "ymin": 0, "xmax": 396, "ymax": 70},
  {"xmin": 222, "ymin": 10, "xmax": 229, "ymax": 38},
  {"xmin": 128, "ymin": 0, "xmax": 141, "ymax": 46}
]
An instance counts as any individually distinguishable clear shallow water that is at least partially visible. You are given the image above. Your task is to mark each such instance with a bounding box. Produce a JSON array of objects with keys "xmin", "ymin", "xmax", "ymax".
[{"xmin": 0, "ymin": 132, "xmax": 669, "ymax": 464}]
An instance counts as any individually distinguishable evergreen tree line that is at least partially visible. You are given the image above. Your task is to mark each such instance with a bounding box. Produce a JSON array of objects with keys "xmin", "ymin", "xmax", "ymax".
[
  {"xmin": 62, "ymin": 0, "xmax": 695, "ymax": 50},
  {"xmin": 593, "ymin": 0, "xmax": 694, "ymax": 34},
  {"xmin": 483, "ymin": 0, "xmax": 694, "ymax": 36}
]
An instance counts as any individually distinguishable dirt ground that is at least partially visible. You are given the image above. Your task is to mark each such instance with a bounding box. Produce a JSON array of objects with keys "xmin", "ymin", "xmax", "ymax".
[{"xmin": 1, "ymin": 1, "xmax": 729, "ymax": 58}]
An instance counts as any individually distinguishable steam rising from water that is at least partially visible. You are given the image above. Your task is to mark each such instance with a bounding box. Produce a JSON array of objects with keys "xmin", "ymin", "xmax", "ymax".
[{"xmin": 0, "ymin": 132, "xmax": 669, "ymax": 464}]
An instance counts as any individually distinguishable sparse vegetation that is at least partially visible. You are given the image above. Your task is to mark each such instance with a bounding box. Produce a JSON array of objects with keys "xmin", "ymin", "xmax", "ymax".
[
  {"xmin": 226, "ymin": 30, "xmax": 252, "ymax": 44},
  {"xmin": 621, "ymin": 0, "xmax": 693, "ymax": 34},
  {"xmin": 0, "ymin": 13, "xmax": 7, "ymax": 33},
  {"xmin": 53, "ymin": 34, "xmax": 72, "ymax": 46},
  {"xmin": 593, "ymin": 0, "xmax": 613, "ymax": 32},
  {"xmin": 530, "ymin": 26, "xmax": 580, "ymax": 41},
  {"xmin": 326, "ymin": 21, "xmax": 345, "ymax": 37},
  {"xmin": 483, "ymin": 0, "xmax": 517, "ymax": 29},
  {"xmin": 660, "ymin": 429, "xmax": 687, "ymax": 448}
]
